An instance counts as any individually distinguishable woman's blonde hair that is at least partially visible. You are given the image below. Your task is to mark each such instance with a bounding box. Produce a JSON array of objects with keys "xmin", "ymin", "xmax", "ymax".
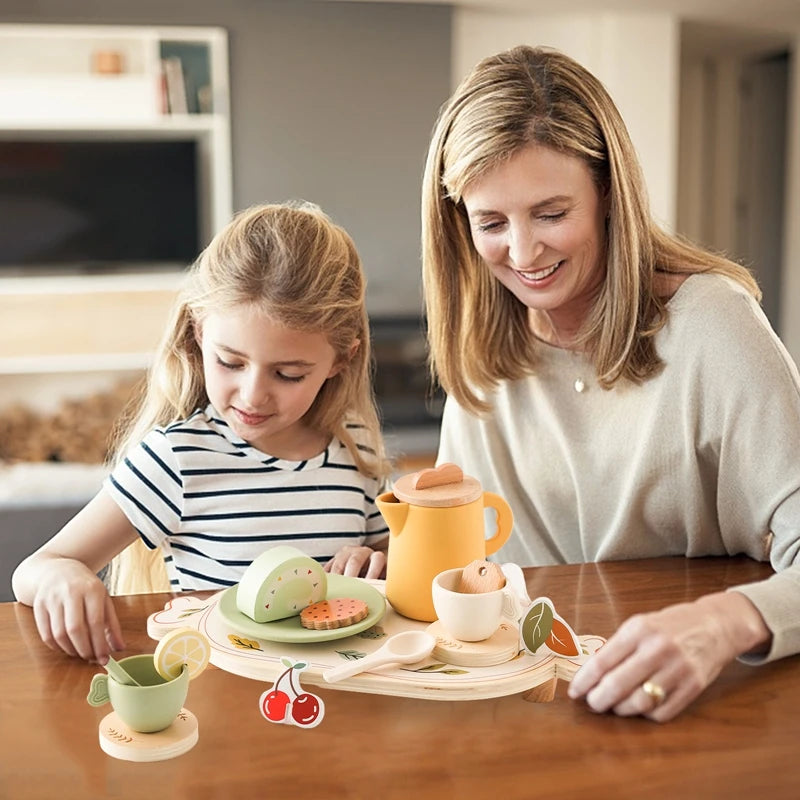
[
  {"xmin": 108, "ymin": 201, "xmax": 387, "ymax": 593},
  {"xmin": 422, "ymin": 45, "xmax": 760, "ymax": 414}
]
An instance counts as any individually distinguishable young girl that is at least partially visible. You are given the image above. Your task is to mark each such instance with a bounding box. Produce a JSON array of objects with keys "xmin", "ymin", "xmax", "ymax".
[{"xmin": 12, "ymin": 202, "xmax": 391, "ymax": 664}]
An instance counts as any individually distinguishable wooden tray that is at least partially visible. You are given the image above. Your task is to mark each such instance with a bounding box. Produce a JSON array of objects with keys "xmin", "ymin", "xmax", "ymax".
[{"xmin": 147, "ymin": 579, "xmax": 604, "ymax": 702}]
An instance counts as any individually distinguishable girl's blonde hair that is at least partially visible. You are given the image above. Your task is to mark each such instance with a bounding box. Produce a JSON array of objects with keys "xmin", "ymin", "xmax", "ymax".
[
  {"xmin": 422, "ymin": 45, "xmax": 760, "ymax": 414},
  {"xmin": 109, "ymin": 201, "xmax": 387, "ymax": 593}
]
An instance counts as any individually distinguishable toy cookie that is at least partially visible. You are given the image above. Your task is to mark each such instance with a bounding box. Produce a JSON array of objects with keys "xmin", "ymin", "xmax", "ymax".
[
  {"xmin": 300, "ymin": 598, "xmax": 369, "ymax": 630},
  {"xmin": 236, "ymin": 545, "xmax": 327, "ymax": 623}
]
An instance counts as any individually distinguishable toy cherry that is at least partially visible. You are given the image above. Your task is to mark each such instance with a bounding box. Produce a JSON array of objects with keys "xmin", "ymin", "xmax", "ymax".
[{"xmin": 259, "ymin": 658, "xmax": 325, "ymax": 729}]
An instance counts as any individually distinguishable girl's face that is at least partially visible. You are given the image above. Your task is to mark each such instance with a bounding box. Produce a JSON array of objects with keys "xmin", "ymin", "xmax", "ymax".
[
  {"xmin": 461, "ymin": 144, "xmax": 607, "ymax": 344},
  {"xmin": 197, "ymin": 304, "xmax": 343, "ymax": 459}
]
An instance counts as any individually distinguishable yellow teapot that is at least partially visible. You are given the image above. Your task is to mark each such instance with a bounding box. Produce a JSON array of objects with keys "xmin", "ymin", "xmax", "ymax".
[{"xmin": 378, "ymin": 463, "xmax": 514, "ymax": 621}]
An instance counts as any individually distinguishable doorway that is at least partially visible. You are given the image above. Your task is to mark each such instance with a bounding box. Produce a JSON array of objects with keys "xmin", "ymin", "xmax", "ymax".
[
  {"xmin": 677, "ymin": 22, "xmax": 791, "ymax": 332},
  {"xmin": 737, "ymin": 52, "xmax": 788, "ymax": 328}
]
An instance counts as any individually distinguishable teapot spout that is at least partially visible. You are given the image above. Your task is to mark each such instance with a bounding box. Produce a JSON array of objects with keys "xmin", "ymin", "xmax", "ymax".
[{"xmin": 376, "ymin": 492, "xmax": 409, "ymax": 536}]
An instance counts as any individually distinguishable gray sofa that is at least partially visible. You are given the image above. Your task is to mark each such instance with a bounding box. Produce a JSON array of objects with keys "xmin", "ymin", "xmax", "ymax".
[
  {"xmin": 1, "ymin": 503, "xmax": 85, "ymax": 601},
  {"xmin": 0, "ymin": 463, "xmax": 105, "ymax": 601}
]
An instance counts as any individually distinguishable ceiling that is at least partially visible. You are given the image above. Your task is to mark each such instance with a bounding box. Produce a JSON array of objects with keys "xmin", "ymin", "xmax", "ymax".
[{"xmin": 325, "ymin": 0, "xmax": 799, "ymax": 34}]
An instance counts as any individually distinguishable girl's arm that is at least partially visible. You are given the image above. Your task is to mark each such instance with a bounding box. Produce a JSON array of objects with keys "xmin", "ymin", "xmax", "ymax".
[{"xmin": 12, "ymin": 487, "xmax": 140, "ymax": 663}]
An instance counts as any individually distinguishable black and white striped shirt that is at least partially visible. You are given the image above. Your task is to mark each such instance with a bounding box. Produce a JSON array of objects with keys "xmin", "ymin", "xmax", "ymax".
[{"xmin": 105, "ymin": 405, "xmax": 388, "ymax": 590}]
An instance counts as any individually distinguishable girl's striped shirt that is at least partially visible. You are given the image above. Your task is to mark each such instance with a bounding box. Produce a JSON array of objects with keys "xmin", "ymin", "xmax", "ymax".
[{"xmin": 105, "ymin": 405, "xmax": 388, "ymax": 591}]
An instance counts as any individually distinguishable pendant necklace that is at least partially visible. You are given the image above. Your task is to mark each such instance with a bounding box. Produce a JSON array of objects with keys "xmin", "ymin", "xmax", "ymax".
[
  {"xmin": 533, "ymin": 311, "xmax": 587, "ymax": 393},
  {"xmin": 556, "ymin": 330, "xmax": 586, "ymax": 394},
  {"xmin": 570, "ymin": 348, "xmax": 587, "ymax": 393}
]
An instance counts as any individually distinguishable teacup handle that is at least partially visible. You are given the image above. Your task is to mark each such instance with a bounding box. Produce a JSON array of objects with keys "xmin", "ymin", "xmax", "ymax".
[
  {"xmin": 482, "ymin": 492, "xmax": 514, "ymax": 556},
  {"xmin": 86, "ymin": 673, "xmax": 110, "ymax": 707},
  {"xmin": 500, "ymin": 588, "xmax": 522, "ymax": 623}
]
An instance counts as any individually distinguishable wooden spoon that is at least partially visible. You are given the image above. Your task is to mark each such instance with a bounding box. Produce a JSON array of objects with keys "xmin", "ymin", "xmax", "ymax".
[
  {"xmin": 323, "ymin": 631, "xmax": 436, "ymax": 683},
  {"xmin": 104, "ymin": 655, "xmax": 141, "ymax": 686}
]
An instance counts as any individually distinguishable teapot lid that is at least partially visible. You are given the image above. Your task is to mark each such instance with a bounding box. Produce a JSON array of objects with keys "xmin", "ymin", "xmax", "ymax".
[{"xmin": 392, "ymin": 463, "xmax": 482, "ymax": 508}]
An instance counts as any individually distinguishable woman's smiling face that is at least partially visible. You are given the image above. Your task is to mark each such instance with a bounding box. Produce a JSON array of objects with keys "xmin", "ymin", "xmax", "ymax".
[{"xmin": 461, "ymin": 144, "xmax": 607, "ymax": 344}]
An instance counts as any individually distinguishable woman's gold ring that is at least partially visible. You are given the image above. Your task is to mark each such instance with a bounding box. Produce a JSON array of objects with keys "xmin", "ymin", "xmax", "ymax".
[{"xmin": 641, "ymin": 680, "xmax": 667, "ymax": 705}]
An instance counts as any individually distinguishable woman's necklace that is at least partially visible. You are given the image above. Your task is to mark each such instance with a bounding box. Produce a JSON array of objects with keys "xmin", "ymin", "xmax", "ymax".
[
  {"xmin": 566, "ymin": 346, "xmax": 587, "ymax": 393},
  {"xmin": 530, "ymin": 310, "xmax": 587, "ymax": 393}
]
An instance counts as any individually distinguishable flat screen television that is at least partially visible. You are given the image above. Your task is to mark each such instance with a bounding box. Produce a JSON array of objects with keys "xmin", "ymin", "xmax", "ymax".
[{"xmin": 0, "ymin": 139, "xmax": 200, "ymax": 275}]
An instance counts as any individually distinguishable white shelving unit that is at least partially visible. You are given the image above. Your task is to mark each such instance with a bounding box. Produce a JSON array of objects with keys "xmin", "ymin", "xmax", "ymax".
[
  {"xmin": 0, "ymin": 24, "xmax": 233, "ymax": 384},
  {"xmin": 0, "ymin": 24, "xmax": 232, "ymax": 241}
]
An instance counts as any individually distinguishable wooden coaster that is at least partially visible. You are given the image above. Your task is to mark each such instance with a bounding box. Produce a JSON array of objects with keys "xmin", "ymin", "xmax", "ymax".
[
  {"xmin": 98, "ymin": 708, "xmax": 198, "ymax": 762},
  {"xmin": 427, "ymin": 619, "xmax": 520, "ymax": 667}
]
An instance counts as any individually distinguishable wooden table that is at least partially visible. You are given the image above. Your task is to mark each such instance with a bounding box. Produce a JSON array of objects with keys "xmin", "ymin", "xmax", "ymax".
[{"xmin": 1, "ymin": 557, "xmax": 798, "ymax": 799}]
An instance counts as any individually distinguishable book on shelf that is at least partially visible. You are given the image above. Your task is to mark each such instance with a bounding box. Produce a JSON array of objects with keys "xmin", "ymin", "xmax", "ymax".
[
  {"xmin": 159, "ymin": 42, "xmax": 212, "ymax": 114},
  {"xmin": 161, "ymin": 56, "xmax": 188, "ymax": 115},
  {"xmin": 158, "ymin": 63, "xmax": 169, "ymax": 114}
]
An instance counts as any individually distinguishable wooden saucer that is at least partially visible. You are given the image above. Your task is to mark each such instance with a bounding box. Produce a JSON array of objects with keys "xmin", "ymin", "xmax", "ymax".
[
  {"xmin": 426, "ymin": 620, "xmax": 520, "ymax": 667},
  {"xmin": 98, "ymin": 708, "xmax": 198, "ymax": 762}
]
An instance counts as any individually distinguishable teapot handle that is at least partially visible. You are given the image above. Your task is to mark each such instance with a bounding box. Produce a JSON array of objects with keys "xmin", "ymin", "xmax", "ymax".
[
  {"xmin": 411, "ymin": 462, "xmax": 463, "ymax": 490},
  {"xmin": 482, "ymin": 492, "xmax": 514, "ymax": 555}
]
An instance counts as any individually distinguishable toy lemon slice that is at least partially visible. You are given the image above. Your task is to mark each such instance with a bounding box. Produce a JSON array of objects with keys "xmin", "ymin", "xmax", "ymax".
[{"xmin": 154, "ymin": 627, "xmax": 211, "ymax": 681}]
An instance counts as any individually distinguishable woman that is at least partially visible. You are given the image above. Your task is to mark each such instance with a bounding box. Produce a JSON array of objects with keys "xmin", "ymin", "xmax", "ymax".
[{"xmin": 421, "ymin": 45, "xmax": 800, "ymax": 721}]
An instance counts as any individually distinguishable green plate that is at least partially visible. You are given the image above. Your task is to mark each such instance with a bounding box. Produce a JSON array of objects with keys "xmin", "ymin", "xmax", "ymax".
[{"xmin": 216, "ymin": 574, "xmax": 386, "ymax": 643}]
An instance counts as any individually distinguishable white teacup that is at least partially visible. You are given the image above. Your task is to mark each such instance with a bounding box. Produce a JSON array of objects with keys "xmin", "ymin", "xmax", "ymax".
[{"xmin": 432, "ymin": 567, "xmax": 522, "ymax": 642}]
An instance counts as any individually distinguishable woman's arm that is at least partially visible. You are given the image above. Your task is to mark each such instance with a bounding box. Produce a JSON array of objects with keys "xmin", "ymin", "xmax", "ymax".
[{"xmin": 12, "ymin": 488, "xmax": 140, "ymax": 663}]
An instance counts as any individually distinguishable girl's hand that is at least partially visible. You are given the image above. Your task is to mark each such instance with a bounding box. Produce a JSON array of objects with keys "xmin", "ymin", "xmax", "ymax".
[
  {"xmin": 325, "ymin": 546, "xmax": 387, "ymax": 579},
  {"xmin": 31, "ymin": 557, "xmax": 125, "ymax": 664},
  {"xmin": 567, "ymin": 591, "xmax": 771, "ymax": 722},
  {"xmin": 12, "ymin": 489, "xmax": 138, "ymax": 662}
]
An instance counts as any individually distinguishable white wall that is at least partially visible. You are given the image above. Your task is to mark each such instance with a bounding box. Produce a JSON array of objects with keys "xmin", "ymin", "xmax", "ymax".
[
  {"xmin": 452, "ymin": 10, "xmax": 680, "ymax": 229},
  {"xmin": 676, "ymin": 57, "xmax": 707, "ymax": 244},
  {"xmin": 781, "ymin": 36, "xmax": 800, "ymax": 360},
  {"xmin": 677, "ymin": 56, "xmax": 742, "ymax": 253}
]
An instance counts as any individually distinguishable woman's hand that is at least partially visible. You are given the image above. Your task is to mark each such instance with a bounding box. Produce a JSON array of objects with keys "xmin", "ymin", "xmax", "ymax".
[
  {"xmin": 325, "ymin": 545, "xmax": 387, "ymax": 579},
  {"xmin": 30, "ymin": 555, "xmax": 125, "ymax": 664},
  {"xmin": 567, "ymin": 591, "xmax": 771, "ymax": 722}
]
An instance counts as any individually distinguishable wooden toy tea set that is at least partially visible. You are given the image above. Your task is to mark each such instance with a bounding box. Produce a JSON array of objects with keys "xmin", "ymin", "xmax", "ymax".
[{"xmin": 145, "ymin": 464, "xmax": 604, "ymax": 713}]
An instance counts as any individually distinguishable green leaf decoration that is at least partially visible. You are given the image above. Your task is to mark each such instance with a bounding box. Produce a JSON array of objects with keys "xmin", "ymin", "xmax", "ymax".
[
  {"xmin": 280, "ymin": 657, "xmax": 293, "ymax": 668},
  {"xmin": 404, "ymin": 663, "xmax": 470, "ymax": 675},
  {"xmin": 178, "ymin": 606, "xmax": 208, "ymax": 618},
  {"xmin": 293, "ymin": 662, "xmax": 307, "ymax": 670},
  {"xmin": 335, "ymin": 649, "xmax": 366, "ymax": 661},
  {"xmin": 358, "ymin": 626, "xmax": 386, "ymax": 640},
  {"xmin": 521, "ymin": 600, "xmax": 554, "ymax": 654}
]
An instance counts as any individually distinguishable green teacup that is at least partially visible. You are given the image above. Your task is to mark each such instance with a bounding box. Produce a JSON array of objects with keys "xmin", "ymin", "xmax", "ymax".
[{"xmin": 87, "ymin": 654, "xmax": 189, "ymax": 733}]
